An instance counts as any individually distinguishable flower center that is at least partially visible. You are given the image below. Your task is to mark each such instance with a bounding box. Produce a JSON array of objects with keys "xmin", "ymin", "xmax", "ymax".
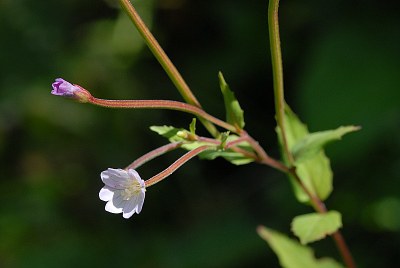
[{"xmin": 121, "ymin": 181, "xmax": 143, "ymax": 200}]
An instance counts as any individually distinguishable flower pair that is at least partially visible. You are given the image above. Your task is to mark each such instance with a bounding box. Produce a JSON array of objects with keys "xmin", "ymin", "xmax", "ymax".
[
  {"xmin": 51, "ymin": 78, "xmax": 214, "ymax": 219},
  {"xmin": 52, "ymin": 79, "xmax": 146, "ymax": 219}
]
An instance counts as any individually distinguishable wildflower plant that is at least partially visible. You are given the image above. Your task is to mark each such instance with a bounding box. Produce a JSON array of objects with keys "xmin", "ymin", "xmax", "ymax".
[{"xmin": 51, "ymin": 0, "xmax": 360, "ymax": 267}]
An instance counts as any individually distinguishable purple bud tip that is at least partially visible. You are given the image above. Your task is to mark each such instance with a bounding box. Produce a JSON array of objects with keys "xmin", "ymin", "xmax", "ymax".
[{"xmin": 51, "ymin": 78, "xmax": 79, "ymax": 97}]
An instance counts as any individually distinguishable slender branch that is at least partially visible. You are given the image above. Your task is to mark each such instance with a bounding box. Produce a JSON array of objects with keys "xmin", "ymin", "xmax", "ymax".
[
  {"xmin": 125, "ymin": 142, "xmax": 182, "ymax": 170},
  {"xmin": 197, "ymin": 136, "xmax": 259, "ymax": 160},
  {"xmin": 268, "ymin": 0, "xmax": 293, "ymax": 165},
  {"xmin": 197, "ymin": 136, "xmax": 221, "ymax": 145},
  {"xmin": 241, "ymin": 131, "xmax": 289, "ymax": 173},
  {"xmin": 230, "ymin": 146, "xmax": 259, "ymax": 160},
  {"xmin": 118, "ymin": 0, "xmax": 219, "ymax": 137},
  {"xmin": 145, "ymin": 145, "xmax": 212, "ymax": 187},
  {"xmin": 332, "ymin": 232, "xmax": 357, "ymax": 268},
  {"xmin": 289, "ymin": 170, "xmax": 326, "ymax": 213},
  {"xmin": 89, "ymin": 97, "xmax": 237, "ymax": 133},
  {"xmin": 225, "ymin": 136, "xmax": 249, "ymax": 148}
]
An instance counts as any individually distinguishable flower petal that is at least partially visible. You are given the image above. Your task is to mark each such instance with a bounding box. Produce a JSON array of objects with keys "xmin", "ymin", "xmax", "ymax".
[
  {"xmin": 128, "ymin": 169, "xmax": 142, "ymax": 181},
  {"xmin": 122, "ymin": 200, "xmax": 137, "ymax": 219},
  {"xmin": 105, "ymin": 201, "xmax": 123, "ymax": 214},
  {"xmin": 99, "ymin": 167, "xmax": 146, "ymax": 218},
  {"xmin": 136, "ymin": 191, "xmax": 145, "ymax": 213},
  {"xmin": 51, "ymin": 78, "xmax": 78, "ymax": 96},
  {"xmin": 99, "ymin": 186, "xmax": 114, "ymax": 201},
  {"xmin": 101, "ymin": 168, "xmax": 131, "ymax": 189},
  {"xmin": 111, "ymin": 190, "xmax": 126, "ymax": 209},
  {"xmin": 122, "ymin": 191, "xmax": 145, "ymax": 219}
]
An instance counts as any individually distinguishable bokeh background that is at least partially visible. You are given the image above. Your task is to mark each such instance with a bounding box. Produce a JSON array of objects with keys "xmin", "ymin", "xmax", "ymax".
[{"xmin": 1, "ymin": 0, "xmax": 399, "ymax": 267}]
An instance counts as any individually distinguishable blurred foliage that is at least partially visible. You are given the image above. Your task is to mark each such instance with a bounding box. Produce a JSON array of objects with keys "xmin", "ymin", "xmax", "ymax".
[{"xmin": 0, "ymin": 0, "xmax": 399, "ymax": 267}]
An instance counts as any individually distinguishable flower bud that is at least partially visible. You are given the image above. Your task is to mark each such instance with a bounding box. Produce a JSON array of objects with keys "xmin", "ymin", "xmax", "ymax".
[
  {"xmin": 177, "ymin": 130, "xmax": 197, "ymax": 141},
  {"xmin": 51, "ymin": 78, "xmax": 92, "ymax": 103},
  {"xmin": 177, "ymin": 130, "xmax": 189, "ymax": 139}
]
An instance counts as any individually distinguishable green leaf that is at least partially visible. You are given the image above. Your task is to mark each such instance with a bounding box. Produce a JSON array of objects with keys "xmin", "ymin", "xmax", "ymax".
[
  {"xmin": 218, "ymin": 72, "xmax": 245, "ymax": 129},
  {"xmin": 151, "ymin": 126, "xmax": 254, "ymax": 165},
  {"xmin": 189, "ymin": 118, "xmax": 196, "ymax": 134},
  {"xmin": 276, "ymin": 104, "xmax": 333, "ymax": 202},
  {"xmin": 150, "ymin": 125, "xmax": 185, "ymax": 141},
  {"xmin": 150, "ymin": 125, "xmax": 207, "ymax": 150},
  {"xmin": 257, "ymin": 226, "xmax": 344, "ymax": 268},
  {"xmin": 219, "ymin": 131, "xmax": 230, "ymax": 148},
  {"xmin": 293, "ymin": 126, "xmax": 360, "ymax": 163},
  {"xmin": 200, "ymin": 134, "xmax": 254, "ymax": 165},
  {"xmin": 199, "ymin": 150, "xmax": 254, "ymax": 165},
  {"xmin": 291, "ymin": 211, "xmax": 342, "ymax": 244},
  {"xmin": 277, "ymin": 104, "xmax": 309, "ymax": 155},
  {"xmin": 295, "ymin": 155, "xmax": 333, "ymax": 202},
  {"xmin": 317, "ymin": 259, "xmax": 346, "ymax": 268}
]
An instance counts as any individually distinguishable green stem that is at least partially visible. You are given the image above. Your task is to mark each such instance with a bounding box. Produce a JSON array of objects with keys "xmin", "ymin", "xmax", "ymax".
[
  {"xmin": 118, "ymin": 0, "xmax": 219, "ymax": 137},
  {"xmin": 268, "ymin": 1, "xmax": 356, "ymax": 267},
  {"xmin": 268, "ymin": 0, "xmax": 293, "ymax": 165}
]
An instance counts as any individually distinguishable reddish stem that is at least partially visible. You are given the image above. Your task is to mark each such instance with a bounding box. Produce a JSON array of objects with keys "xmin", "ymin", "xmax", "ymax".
[
  {"xmin": 89, "ymin": 97, "xmax": 237, "ymax": 133},
  {"xmin": 145, "ymin": 145, "xmax": 212, "ymax": 187},
  {"xmin": 125, "ymin": 142, "xmax": 182, "ymax": 170}
]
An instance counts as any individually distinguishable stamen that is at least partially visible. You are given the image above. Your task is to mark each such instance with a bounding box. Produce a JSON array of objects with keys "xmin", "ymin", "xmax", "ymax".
[{"xmin": 121, "ymin": 181, "xmax": 142, "ymax": 200}]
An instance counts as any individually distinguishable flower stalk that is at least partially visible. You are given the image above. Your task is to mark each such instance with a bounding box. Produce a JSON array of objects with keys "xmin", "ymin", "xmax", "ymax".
[
  {"xmin": 88, "ymin": 96, "xmax": 236, "ymax": 133},
  {"xmin": 49, "ymin": 79, "xmax": 236, "ymax": 133},
  {"xmin": 145, "ymin": 145, "xmax": 212, "ymax": 187},
  {"xmin": 125, "ymin": 142, "xmax": 182, "ymax": 170}
]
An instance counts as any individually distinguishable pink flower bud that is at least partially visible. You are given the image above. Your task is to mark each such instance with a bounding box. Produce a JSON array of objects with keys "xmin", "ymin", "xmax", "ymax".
[{"xmin": 51, "ymin": 78, "xmax": 91, "ymax": 103}]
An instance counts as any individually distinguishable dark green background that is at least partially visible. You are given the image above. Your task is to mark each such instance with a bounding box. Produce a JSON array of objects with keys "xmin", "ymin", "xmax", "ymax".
[{"xmin": 1, "ymin": 0, "xmax": 399, "ymax": 267}]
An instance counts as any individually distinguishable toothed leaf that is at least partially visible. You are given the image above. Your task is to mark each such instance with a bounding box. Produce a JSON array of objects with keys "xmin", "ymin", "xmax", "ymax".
[
  {"xmin": 276, "ymin": 105, "xmax": 332, "ymax": 202},
  {"xmin": 257, "ymin": 226, "xmax": 344, "ymax": 268},
  {"xmin": 293, "ymin": 126, "xmax": 360, "ymax": 163},
  {"xmin": 292, "ymin": 211, "xmax": 342, "ymax": 244}
]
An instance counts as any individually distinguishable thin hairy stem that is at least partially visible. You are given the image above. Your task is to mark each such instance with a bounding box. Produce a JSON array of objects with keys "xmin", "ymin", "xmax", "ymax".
[
  {"xmin": 241, "ymin": 131, "xmax": 289, "ymax": 173},
  {"xmin": 225, "ymin": 136, "xmax": 248, "ymax": 148},
  {"xmin": 145, "ymin": 145, "xmax": 212, "ymax": 187},
  {"xmin": 125, "ymin": 142, "xmax": 182, "ymax": 170},
  {"xmin": 89, "ymin": 97, "xmax": 237, "ymax": 133},
  {"xmin": 268, "ymin": 0, "xmax": 293, "ymax": 165},
  {"xmin": 197, "ymin": 136, "xmax": 259, "ymax": 160}
]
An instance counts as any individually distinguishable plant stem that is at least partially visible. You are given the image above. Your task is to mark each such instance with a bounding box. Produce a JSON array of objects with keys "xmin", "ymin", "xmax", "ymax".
[
  {"xmin": 268, "ymin": 0, "xmax": 293, "ymax": 165},
  {"xmin": 145, "ymin": 145, "xmax": 212, "ymax": 187},
  {"xmin": 331, "ymin": 232, "xmax": 357, "ymax": 268},
  {"xmin": 125, "ymin": 142, "xmax": 182, "ymax": 170},
  {"xmin": 241, "ymin": 131, "xmax": 289, "ymax": 173},
  {"xmin": 118, "ymin": 0, "xmax": 219, "ymax": 137},
  {"xmin": 268, "ymin": 1, "xmax": 356, "ymax": 267},
  {"xmin": 89, "ymin": 97, "xmax": 236, "ymax": 132},
  {"xmin": 291, "ymin": 172, "xmax": 356, "ymax": 268}
]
